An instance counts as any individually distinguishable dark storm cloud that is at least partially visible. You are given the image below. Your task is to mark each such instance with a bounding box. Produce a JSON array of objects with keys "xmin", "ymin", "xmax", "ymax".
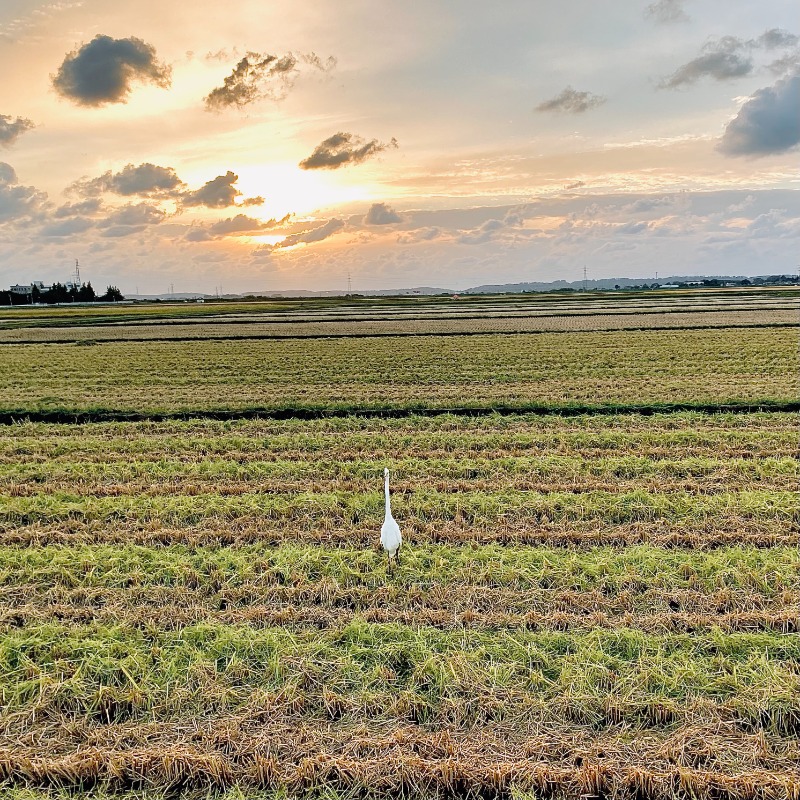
[
  {"xmin": 52, "ymin": 35, "xmax": 171, "ymax": 107},
  {"xmin": 180, "ymin": 171, "xmax": 260, "ymax": 208},
  {"xmin": 718, "ymin": 73, "xmax": 800, "ymax": 157},
  {"xmin": 299, "ymin": 132, "xmax": 398, "ymax": 170},
  {"xmin": 204, "ymin": 50, "xmax": 334, "ymax": 110},
  {"xmin": 72, "ymin": 163, "xmax": 183, "ymax": 197},
  {"xmin": 536, "ymin": 87, "xmax": 606, "ymax": 113},
  {"xmin": 364, "ymin": 202, "xmax": 402, "ymax": 225},
  {"xmin": 645, "ymin": 0, "xmax": 689, "ymax": 23},
  {"xmin": 0, "ymin": 114, "xmax": 35, "ymax": 147},
  {"xmin": 274, "ymin": 217, "xmax": 344, "ymax": 247},
  {"xmin": 0, "ymin": 162, "xmax": 47, "ymax": 222}
]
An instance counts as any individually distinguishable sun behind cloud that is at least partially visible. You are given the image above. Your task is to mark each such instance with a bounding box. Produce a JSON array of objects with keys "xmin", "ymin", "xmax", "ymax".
[{"xmin": 234, "ymin": 162, "xmax": 374, "ymax": 220}]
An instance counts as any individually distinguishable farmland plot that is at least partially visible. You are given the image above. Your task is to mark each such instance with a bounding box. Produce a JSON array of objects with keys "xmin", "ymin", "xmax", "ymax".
[
  {"xmin": 0, "ymin": 327, "xmax": 797, "ymax": 416},
  {"xmin": 0, "ymin": 295, "xmax": 797, "ymax": 799}
]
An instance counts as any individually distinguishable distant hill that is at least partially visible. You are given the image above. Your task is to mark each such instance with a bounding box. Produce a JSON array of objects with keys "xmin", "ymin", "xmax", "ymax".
[{"xmin": 125, "ymin": 274, "xmax": 797, "ymax": 301}]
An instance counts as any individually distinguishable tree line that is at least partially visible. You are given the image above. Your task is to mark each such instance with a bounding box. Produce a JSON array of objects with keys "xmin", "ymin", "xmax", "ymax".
[{"xmin": 0, "ymin": 283, "xmax": 124, "ymax": 305}]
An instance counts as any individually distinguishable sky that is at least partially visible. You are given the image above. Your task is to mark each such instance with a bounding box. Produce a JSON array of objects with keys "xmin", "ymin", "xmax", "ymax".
[{"xmin": 0, "ymin": 0, "xmax": 798, "ymax": 294}]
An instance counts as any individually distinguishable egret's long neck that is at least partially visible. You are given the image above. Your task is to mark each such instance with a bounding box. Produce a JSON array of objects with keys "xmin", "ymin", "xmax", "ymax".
[{"xmin": 384, "ymin": 474, "xmax": 391, "ymax": 516}]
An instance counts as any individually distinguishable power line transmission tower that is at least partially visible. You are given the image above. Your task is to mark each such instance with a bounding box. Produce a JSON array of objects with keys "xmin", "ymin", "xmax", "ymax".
[
  {"xmin": 347, "ymin": 272, "xmax": 352, "ymax": 294},
  {"xmin": 582, "ymin": 265, "xmax": 588, "ymax": 292}
]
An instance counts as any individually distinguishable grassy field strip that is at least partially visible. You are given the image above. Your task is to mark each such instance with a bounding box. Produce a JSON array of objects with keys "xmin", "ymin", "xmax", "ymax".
[
  {"xmin": 1, "ymin": 456, "xmax": 796, "ymax": 497},
  {"xmin": 1, "ymin": 309, "xmax": 797, "ymax": 344},
  {"xmin": 2, "ymin": 621, "xmax": 800, "ymax": 735},
  {"xmin": 4, "ymin": 558, "xmax": 799, "ymax": 634},
  {"xmin": 3, "ymin": 722, "xmax": 800, "ymax": 799},
  {"xmin": 5, "ymin": 302, "xmax": 796, "ymax": 329},
  {"xmin": 2, "ymin": 543, "xmax": 797, "ymax": 592},
  {"xmin": 2, "ymin": 412, "xmax": 793, "ymax": 452},
  {"xmin": 2, "ymin": 329, "xmax": 795, "ymax": 414},
  {"xmin": 1, "ymin": 289, "xmax": 794, "ymax": 329},
  {"xmin": 5, "ymin": 596, "xmax": 797, "ymax": 636},
  {"xmin": 3, "ymin": 517, "xmax": 793, "ymax": 548},
  {"xmin": 0, "ymin": 488, "xmax": 795, "ymax": 529}
]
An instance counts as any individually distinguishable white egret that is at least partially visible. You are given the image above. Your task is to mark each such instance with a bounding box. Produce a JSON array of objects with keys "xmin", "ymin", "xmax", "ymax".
[{"xmin": 380, "ymin": 467, "xmax": 402, "ymax": 572}]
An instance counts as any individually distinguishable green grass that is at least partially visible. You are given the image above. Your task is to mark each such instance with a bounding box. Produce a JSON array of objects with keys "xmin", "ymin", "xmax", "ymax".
[
  {"xmin": 2, "ymin": 542, "xmax": 797, "ymax": 593},
  {"xmin": 3, "ymin": 620, "xmax": 799, "ymax": 728},
  {"xmin": 0, "ymin": 328, "xmax": 796, "ymax": 415}
]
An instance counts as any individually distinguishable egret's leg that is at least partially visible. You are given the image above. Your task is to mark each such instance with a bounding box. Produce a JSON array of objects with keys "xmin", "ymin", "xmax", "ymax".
[{"xmin": 396, "ymin": 548, "xmax": 401, "ymax": 565}]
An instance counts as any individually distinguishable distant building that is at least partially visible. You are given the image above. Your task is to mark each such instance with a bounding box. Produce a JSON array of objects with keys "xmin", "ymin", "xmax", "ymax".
[{"xmin": 10, "ymin": 281, "xmax": 50, "ymax": 294}]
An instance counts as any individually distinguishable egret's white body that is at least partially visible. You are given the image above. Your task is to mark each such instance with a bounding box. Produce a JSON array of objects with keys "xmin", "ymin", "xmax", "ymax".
[{"xmin": 380, "ymin": 468, "xmax": 402, "ymax": 569}]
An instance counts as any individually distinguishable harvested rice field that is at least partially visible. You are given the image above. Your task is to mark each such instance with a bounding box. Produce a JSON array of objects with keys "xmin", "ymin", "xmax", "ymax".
[{"xmin": 0, "ymin": 288, "xmax": 798, "ymax": 799}]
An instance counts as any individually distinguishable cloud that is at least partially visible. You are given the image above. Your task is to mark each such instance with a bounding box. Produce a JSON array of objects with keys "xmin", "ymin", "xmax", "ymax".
[
  {"xmin": 0, "ymin": 2, "xmax": 82, "ymax": 44},
  {"xmin": 96, "ymin": 202, "xmax": 166, "ymax": 229},
  {"xmin": 718, "ymin": 73, "xmax": 800, "ymax": 157},
  {"xmin": 205, "ymin": 52, "xmax": 296, "ymax": 109},
  {"xmin": 754, "ymin": 29, "xmax": 799, "ymax": 50},
  {"xmin": 301, "ymin": 52, "xmax": 337, "ymax": 72},
  {"xmin": 459, "ymin": 218, "xmax": 507, "ymax": 245},
  {"xmin": 72, "ymin": 163, "xmax": 183, "ymax": 197},
  {"xmin": 768, "ymin": 52, "xmax": 800, "ymax": 76},
  {"xmin": 0, "ymin": 162, "xmax": 47, "ymax": 222},
  {"xmin": 204, "ymin": 50, "xmax": 335, "ymax": 110},
  {"xmin": 659, "ymin": 37, "xmax": 753, "ymax": 88},
  {"xmin": 54, "ymin": 198, "xmax": 103, "ymax": 217},
  {"xmin": 645, "ymin": 0, "xmax": 689, "ymax": 23},
  {"xmin": 659, "ymin": 31, "xmax": 798, "ymax": 89},
  {"xmin": 52, "ymin": 35, "xmax": 171, "ymax": 107},
  {"xmin": 536, "ymin": 87, "xmax": 606, "ymax": 113},
  {"xmin": 41, "ymin": 217, "xmax": 95, "ymax": 237},
  {"xmin": 207, "ymin": 212, "xmax": 291, "ymax": 236},
  {"xmin": 397, "ymin": 227, "xmax": 444, "ymax": 244},
  {"xmin": 0, "ymin": 163, "xmax": 17, "ymax": 184},
  {"xmin": 0, "ymin": 114, "xmax": 34, "ymax": 147},
  {"xmin": 364, "ymin": 202, "xmax": 402, "ymax": 225},
  {"xmin": 617, "ymin": 220, "xmax": 651, "ymax": 234},
  {"xmin": 299, "ymin": 132, "xmax": 398, "ymax": 170},
  {"xmin": 184, "ymin": 226, "xmax": 212, "ymax": 242},
  {"xmin": 274, "ymin": 217, "xmax": 344, "ymax": 248},
  {"xmin": 180, "ymin": 171, "xmax": 261, "ymax": 208}
]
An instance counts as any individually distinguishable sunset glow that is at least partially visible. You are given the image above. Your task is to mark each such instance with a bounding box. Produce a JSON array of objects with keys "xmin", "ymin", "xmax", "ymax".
[{"xmin": 0, "ymin": 1, "xmax": 797, "ymax": 294}]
